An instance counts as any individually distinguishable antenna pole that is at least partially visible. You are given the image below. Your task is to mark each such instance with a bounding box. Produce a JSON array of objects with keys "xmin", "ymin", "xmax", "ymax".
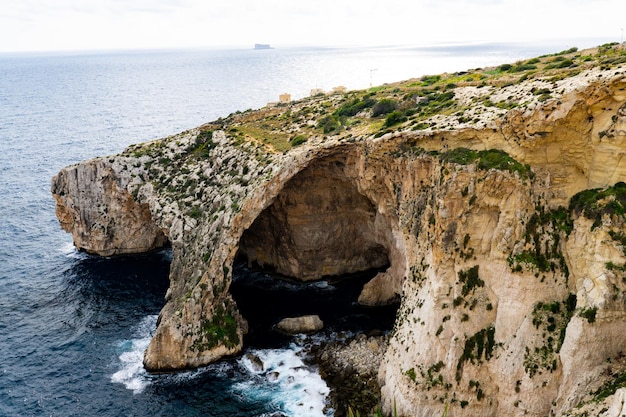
[{"xmin": 370, "ymin": 69, "xmax": 378, "ymax": 87}]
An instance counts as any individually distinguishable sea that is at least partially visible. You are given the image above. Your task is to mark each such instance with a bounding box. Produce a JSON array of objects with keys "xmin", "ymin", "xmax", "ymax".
[{"xmin": 0, "ymin": 39, "xmax": 610, "ymax": 417}]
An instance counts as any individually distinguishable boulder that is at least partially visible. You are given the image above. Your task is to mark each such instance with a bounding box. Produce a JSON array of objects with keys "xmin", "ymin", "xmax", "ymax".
[
  {"xmin": 275, "ymin": 315, "xmax": 324, "ymax": 335},
  {"xmin": 245, "ymin": 352, "xmax": 264, "ymax": 372}
]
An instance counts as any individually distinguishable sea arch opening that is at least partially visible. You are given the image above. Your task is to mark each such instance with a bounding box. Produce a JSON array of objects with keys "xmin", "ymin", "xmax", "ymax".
[{"xmin": 232, "ymin": 152, "xmax": 400, "ymax": 345}]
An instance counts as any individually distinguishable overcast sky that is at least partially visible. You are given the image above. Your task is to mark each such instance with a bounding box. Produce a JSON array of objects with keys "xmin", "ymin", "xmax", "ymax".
[{"xmin": 2, "ymin": 0, "xmax": 624, "ymax": 53}]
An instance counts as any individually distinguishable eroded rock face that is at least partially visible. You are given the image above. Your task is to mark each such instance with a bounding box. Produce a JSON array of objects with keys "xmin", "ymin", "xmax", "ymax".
[
  {"xmin": 51, "ymin": 63, "xmax": 626, "ymax": 416},
  {"xmin": 51, "ymin": 158, "xmax": 168, "ymax": 255}
]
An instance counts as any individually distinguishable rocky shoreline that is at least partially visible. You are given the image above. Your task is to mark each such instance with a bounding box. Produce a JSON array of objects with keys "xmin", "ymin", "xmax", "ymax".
[{"xmin": 309, "ymin": 333, "xmax": 389, "ymax": 416}]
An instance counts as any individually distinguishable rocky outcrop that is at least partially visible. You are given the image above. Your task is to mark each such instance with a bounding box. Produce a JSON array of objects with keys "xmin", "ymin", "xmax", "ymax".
[
  {"xmin": 312, "ymin": 334, "xmax": 389, "ymax": 416},
  {"xmin": 51, "ymin": 158, "xmax": 168, "ymax": 256},
  {"xmin": 51, "ymin": 45, "xmax": 626, "ymax": 415}
]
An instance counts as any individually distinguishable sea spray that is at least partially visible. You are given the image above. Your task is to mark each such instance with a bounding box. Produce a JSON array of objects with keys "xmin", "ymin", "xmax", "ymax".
[
  {"xmin": 60, "ymin": 241, "xmax": 89, "ymax": 260},
  {"xmin": 111, "ymin": 315, "xmax": 157, "ymax": 394},
  {"xmin": 236, "ymin": 343, "xmax": 332, "ymax": 416}
]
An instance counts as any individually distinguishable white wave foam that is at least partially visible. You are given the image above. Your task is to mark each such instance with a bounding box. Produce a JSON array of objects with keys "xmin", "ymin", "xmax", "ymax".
[
  {"xmin": 59, "ymin": 241, "xmax": 88, "ymax": 259},
  {"xmin": 110, "ymin": 315, "xmax": 157, "ymax": 394},
  {"xmin": 236, "ymin": 345, "xmax": 332, "ymax": 416}
]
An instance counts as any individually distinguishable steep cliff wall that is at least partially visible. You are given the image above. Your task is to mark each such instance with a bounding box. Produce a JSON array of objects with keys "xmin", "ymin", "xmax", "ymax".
[{"xmin": 51, "ymin": 45, "xmax": 626, "ymax": 415}]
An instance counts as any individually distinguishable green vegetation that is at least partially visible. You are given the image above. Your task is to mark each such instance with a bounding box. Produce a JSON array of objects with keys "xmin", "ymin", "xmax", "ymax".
[
  {"xmin": 347, "ymin": 401, "xmax": 398, "ymax": 417},
  {"xmin": 371, "ymin": 98, "xmax": 399, "ymax": 117},
  {"xmin": 590, "ymin": 370, "xmax": 626, "ymax": 403},
  {"xmin": 414, "ymin": 90, "xmax": 456, "ymax": 119},
  {"xmin": 524, "ymin": 294, "xmax": 577, "ymax": 377},
  {"xmin": 452, "ymin": 265, "xmax": 487, "ymax": 311},
  {"xmin": 188, "ymin": 130, "xmax": 216, "ymax": 158},
  {"xmin": 509, "ymin": 206, "xmax": 571, "ymax": 275},
  {"xmin": 289, "ymin": 134, "xmax": 307, "ymax": 146},
  {"xmin": 190, "ymin": 304, "xmax": 240, "ymax": 352},
  {"xmin": 569, "ymin": 182, "xmax": 626, "ymax": 228},
  {"xmin": 419, "ymin": 74, "xmax": 442, "ymax": 86},
  {"xmin": 609, "ymin": 230, "xmax": 626, "ymax": 256},
  {"xmin": 188, "ymin": 206, "xmax": 202, "ymax": 219},
  {"xmin": 579, "ymin": 307, "xmax": 597, "ymax": 323},
  {"xmin": 385, "ymin": 110, "xmax": 408, "ymax": 127},
  {"xmin": 336, "ymin": 95, "xmax": 377, "ymax": 117},
  {"xmin": 456, "ymin": 326, "xmax": 496, "ymax": 381},
  {"xmin": 458, "ymin": 265, "xmax": 483, "ymax": 297},
  {"xmin": 441, "ymin": 148, "xmax": 532, "ymax": 179},
  {"xmin": 238, "ymin": 123, "xmax": 291, "ymax": 152},
  {"xmin": 318, "ymin": 114, "xmax": 343, "ymax": 134}
]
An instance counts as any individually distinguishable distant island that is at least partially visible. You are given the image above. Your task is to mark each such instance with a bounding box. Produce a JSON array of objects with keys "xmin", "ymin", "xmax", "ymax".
[{"xmin": 254, "ymin": 43, "xmax": 272, "ymax": 50}]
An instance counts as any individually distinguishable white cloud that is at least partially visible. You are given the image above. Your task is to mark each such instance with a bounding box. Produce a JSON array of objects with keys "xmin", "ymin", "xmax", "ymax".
[{"xmin": 1, "ymin": 0, "xmax": 624, "ymax": 52}]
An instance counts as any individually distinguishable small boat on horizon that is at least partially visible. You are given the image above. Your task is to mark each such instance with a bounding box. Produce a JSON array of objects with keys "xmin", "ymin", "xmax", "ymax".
[{"xmin": 254, "ymin": 43, "xmax": 273, "ymax": 50}]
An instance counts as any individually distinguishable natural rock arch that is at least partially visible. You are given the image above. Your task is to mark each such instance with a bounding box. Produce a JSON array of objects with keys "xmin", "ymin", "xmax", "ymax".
[{"xmin": 237, "ymin": 152, "xmax": 399, "ymax": 305}]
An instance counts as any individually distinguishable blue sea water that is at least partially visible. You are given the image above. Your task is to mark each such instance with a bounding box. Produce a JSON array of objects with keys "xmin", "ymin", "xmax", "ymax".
[{"xmin": 0, "ymin": 41, "xmax": 604, "ymax": 416}]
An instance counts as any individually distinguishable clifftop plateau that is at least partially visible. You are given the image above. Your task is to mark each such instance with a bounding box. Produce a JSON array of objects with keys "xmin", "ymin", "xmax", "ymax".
[{"xmin": 52, "ymin": 43, "xmax": 626, "ymax": 416}]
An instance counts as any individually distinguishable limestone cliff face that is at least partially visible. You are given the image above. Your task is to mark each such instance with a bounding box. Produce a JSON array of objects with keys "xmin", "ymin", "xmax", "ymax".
[{"xmin": 51, "ymin": 50, "xmax": 626, "ymax": 415}]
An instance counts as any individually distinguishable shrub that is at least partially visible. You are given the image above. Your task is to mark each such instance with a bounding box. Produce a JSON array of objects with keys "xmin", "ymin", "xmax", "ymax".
[
  {"xmin": 318, "ymin": 115, "xmax": 342, "ymax": 133},
  {"xmin": 580, "ymin": 307, "xmax": 597, "ymax": 323},
  {"xmin": 556, "ymin": 59, "xmax": 574, "ymax": 68},
  {"xmin": 289, "ymin": 135, "xmax": 307, "ymax": 146},
  {"xmin": 441, "ymin": 148, "xmax": 531, "ymax": 179},
  {"xmin": 557, "ymin": 47, "xmax": 578, "ymax": 55},
  {"xmin": 336, "ymin": 96, "xmax": 376, "ymax": 117},
  {"xmin": 456, "ymin": 326, "xmax": 496, "ymax": 381},
  {"xmin": 458, "ymin": 265, "xmax": 484, "ymax": 297},
  {"xmin": 476, "ymin": 149, "xmax": 531, "ymax": 178},
  {"xmin": 569, "ymin": 182, "xmax": 626, "ymax": 226},
  {"xmin": 420, "ymin": 74, "xmax": 441, "ymax": 86},
  {"xmin": 188, "ymin": 206, "xmax": 202, "ymax": 219},
  {"xmin": 414, "ymin": 90, "xmax": 456, "ymax": 118},
  {"xmin": 190, "ymin": 130, "xmax": 216, "ymax": 158},
  {"xmin": 372, "ymin": 98, "xmax": 398, "ymax": 117},
  {"xmin": 510, "ymin": 63, "xmax": 537, "ymax": 72},
  {"xmin": 385, "ymin": 110, "xmax": 407, "ymax": 127}
]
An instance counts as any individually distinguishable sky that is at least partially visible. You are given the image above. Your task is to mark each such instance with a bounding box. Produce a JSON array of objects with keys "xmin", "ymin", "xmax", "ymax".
[{"xmin": 2, "ymin": 0, "xmax": 625, "ymax": 53}]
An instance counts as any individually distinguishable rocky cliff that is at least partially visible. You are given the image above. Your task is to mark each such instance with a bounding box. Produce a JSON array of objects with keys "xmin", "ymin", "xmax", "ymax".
[{"xmin": 52, "ymin": 44, "xmax": 626, "ymax": 415}]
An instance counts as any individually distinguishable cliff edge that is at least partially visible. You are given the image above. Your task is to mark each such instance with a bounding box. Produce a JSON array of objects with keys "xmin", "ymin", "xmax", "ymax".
[{"xmin": 52, "ymin": 44, "xmax": 626, "ymax": 415}]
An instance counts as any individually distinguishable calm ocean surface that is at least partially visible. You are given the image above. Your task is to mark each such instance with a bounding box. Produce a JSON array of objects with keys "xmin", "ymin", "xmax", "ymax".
[{"xmin": 0, "ymin": 41, "xmax": 601, "ymax": 416}]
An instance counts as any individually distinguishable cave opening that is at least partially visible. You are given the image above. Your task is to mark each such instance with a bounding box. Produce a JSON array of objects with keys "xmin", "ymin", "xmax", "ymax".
[{"xmin": 232, "ymin": 155, "xmax": 399, "ymax": 348}]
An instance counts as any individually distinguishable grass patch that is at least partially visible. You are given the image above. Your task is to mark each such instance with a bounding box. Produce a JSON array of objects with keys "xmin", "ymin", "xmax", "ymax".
[{"xmin": 237, "ymin": 124, "xmax": 291, "ymax": 152}]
